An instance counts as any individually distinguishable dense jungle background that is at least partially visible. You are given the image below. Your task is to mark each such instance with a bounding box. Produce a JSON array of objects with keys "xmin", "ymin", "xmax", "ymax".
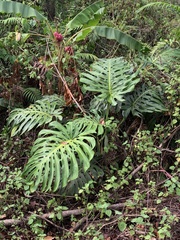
[{"xmin": 0, "ymin": 0, "xmax": 180, "ymax": 239}]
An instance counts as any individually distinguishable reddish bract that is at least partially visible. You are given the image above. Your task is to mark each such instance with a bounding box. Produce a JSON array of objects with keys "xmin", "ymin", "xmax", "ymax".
[
  {"xmin": 65, "ymin": 46, "xmax": 74, "ymax": 55},
  {"xmin": 54, "ymin": 32, "xmax": 63, "ymax": 42}
]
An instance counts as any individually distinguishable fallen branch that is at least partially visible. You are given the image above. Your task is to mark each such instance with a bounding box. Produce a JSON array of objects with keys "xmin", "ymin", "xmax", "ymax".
[
  {"xmin": 0, "ymin": 203, "xmax": 126, "ymax": 227},
  {"xmin": 1, "ymin": 199, "xmax": 174, "ymax": 227}
]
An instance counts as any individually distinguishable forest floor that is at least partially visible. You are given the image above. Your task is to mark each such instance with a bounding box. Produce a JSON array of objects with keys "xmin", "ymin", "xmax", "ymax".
[{"xmin": 0, "ymin": 110, "xmax": 180, "ymax": 239}]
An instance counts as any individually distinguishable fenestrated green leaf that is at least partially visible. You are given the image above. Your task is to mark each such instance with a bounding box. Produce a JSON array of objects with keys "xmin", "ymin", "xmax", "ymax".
[
  {"xmin": 67, "ymin": 1, "xmax": 104, "ymax": 31},
  {"xmin": 80, "ymin": 57, "xmax": 140, "ymax": 107},
  {"xmin": 94, "ymin": 26, "xmax": 150, "ymax": 52},
  {"xmin": 59, "ymin": 161, "xmax": 104, "ymax": 195},
  {"xmin": 22, "ymin": 118, "xmax": 97, "ymax": 192},
  {"xmin": 122, "ymin": 84, "xmax": 167, "ymax": 118},
  {"xmin": 7, "ymin": 95, "xmax": 64, "ymax": 136},
  {"xmin": 0, "ymin": 1, "xmax": 46, "ymax": 21}
]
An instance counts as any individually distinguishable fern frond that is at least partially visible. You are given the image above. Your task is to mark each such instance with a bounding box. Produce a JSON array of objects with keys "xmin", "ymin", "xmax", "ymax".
[
  {"xmin": 22, "ymin": 119, "xmax": 97, "ymax": 192},
  {"xmin": 74, "ymin": 53, "xmax": 98, "ymax": 62},
  {"xmin": 151, "ymin": 42, "xmax": 180, "ymax": 68},
  {"xmin": 122, "ymin": 84, "xmax": 167, "ymax": 118},
  {"xmin": 137, "ymin": 2, "xmax": 180, "ymax": 14},
  {"xmin": 80, "ymin": 57, "xmax": 140, "ymax": 106},
  {"xmin": 8, "ymin": 95, "xmax": 64, "ymax": 136},
  {"xmin": 0, "ymin": 17, "xmax": 24, "ymax": 26},
  {"xmin": 23, "ymin": 87, "xmax": 42, "ymax": 103}
]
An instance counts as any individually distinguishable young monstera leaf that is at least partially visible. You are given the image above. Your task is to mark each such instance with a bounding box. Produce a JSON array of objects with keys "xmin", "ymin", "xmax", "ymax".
[{"xmin": 122, "ymin": 84, "xmax": 167, "ymax": 118}]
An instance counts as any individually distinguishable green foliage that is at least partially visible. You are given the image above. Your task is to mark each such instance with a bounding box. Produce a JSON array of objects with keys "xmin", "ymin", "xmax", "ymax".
[
  {"xmin": 68, "ymin": 1, "xmax": 105, "ymax": 42},
  {"xmin": 67, "ymin": 1, "xmax": 104, "ymax": 30},
  {"xmin": 150, "ymin": 40, "xmax": 180, "ymax": 70},
  {"xmin": 74, "ymin": 52, "xmax": 98, "ymax": 62},
  {"xmin": 23, "ymin": 87, "xmax": 42, "ymax": 104},
  {"xmin": 8, "ymin": 95, "xmax": 64, "ymax": 136},
  {"xmin": 22, "ymin": 118, "xmax": 97, "ymax": 192},
  {"xmin": 0, "ymin": 1, "xmax": 46, "ymax": 20},
  {"xmin": 0, "ymin": 16, "xmax": 24, "ymax": 26},
  {"xmin": 0, "ymin": 163, "xmax": 47, "ymax": 238},
  {"xmin": 60, "ymin": 162, "xmax": 104, "ymax": 195},
  {"xmin": 137, "ymin": 1, "xmax": 180, "ymax": 14},
  {"xmin": 0, "ymin": 1, "xmax": 179, "ymax": 239},
  {"xmin": 94, "ymin": 26, "xmax": 150, "ymax": 52},
  {"xmin": 80, "ymin": 57, "xmax": 140, "ymax": 107},
  {"xmin": 122, "ymin": 84, "xmax": 167, "ymax": 118}
]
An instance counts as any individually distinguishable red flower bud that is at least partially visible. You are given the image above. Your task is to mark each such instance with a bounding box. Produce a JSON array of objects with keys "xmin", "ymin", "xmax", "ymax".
[
  {"xmin": 65, "ymin": 46, "xmax": 74, "ymax": 55},
  {"xmin": 54, "ymin": 32, "xmax": 63, "ymax": 42}
]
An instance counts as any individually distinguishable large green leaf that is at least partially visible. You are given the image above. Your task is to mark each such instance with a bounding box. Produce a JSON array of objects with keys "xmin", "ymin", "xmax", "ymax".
[
  {"xmin": 22, "ymin": 119, "xmax": 97, "ymax": 192},
  {"xmin": 8, "ymin": 95, "xmax": 64, "ymax": 136},
  {"xmin": 0, "ymin": 1, "xmax": 46, "ymax": 20},
  {"xmin": 122, "ymin": 84, "xmax": 167, "ymax": 118},
  {"xmin": 66, "ymin": 1, "xmax": 104, "ymax": 31},
  {"xmin": 80, "ymin": 57, "xmax": 140, "ymax": 106},
  {"xmin": 59, "ymin": 161, "xmax": 104, "ymax": 195},
  {"xmin": 94, "ymin": 26, "xmax": 150, "ymax": 52}
]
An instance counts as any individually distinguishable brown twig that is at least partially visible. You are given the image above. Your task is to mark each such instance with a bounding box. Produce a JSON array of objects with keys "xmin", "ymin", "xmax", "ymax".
[{"xmin": 0, "ymin": 208, "xmax": 84, "ymax": 227}]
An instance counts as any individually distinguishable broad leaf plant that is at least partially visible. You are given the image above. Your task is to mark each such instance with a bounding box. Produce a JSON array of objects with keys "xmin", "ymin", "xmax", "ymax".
[{"xmin": 3, "ymin": 1, "xmax": 167, "ymax": 193}]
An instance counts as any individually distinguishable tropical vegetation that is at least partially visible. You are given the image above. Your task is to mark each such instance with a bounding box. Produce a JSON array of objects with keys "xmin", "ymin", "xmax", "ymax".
[{"xmin": 0, "ymin": 0, "xmax": 179, "ymax": 239}]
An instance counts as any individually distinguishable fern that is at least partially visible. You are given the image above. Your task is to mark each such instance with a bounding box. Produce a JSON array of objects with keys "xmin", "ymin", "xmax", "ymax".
[
  {"xmin": 137, "ymin": 2, "xmax": 180, "ymax": 14},
  {"xmin": 74, "ymin": 53, "xmax": 98, "ymax": 62},
  {"xmin": 122, "ymin": 84, "xmax": 167, "ymax": 118},
  {"xmin": 23, "ymin": 87, "xmax": 42, "ymax": 104},
  {"xmin": 150, "ymin": 42, "xmax": 180, "ymax": 69},
  {"xmin": 80, "ymin": 57, "xmax": 140, "ymax": 106},
  {"xmin": 0, "ymin": 17, "xmax": 24, "ymax": 26},
  {"xmin": 8, "ymin": 95, "xmax": 64, "ymax": 136},
  {"xmin": 22, "ymin": 118, "xmax": 97, "ymax": 192}
]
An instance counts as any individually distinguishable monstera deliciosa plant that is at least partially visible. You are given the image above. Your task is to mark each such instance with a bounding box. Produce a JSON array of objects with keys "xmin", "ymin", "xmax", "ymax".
[
  {"xmin": 3, "ymin": 1, "xmax": 167, "ymax": 193},
  {"xmin": 7, "ymin": 56, "xmax": 167, "ymax": 193}
]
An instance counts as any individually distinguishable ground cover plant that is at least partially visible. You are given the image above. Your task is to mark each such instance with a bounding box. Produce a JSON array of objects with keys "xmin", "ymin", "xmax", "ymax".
[{"xmin": 0, "ymin": 0, "xmax": 180, "ymax": 239}]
